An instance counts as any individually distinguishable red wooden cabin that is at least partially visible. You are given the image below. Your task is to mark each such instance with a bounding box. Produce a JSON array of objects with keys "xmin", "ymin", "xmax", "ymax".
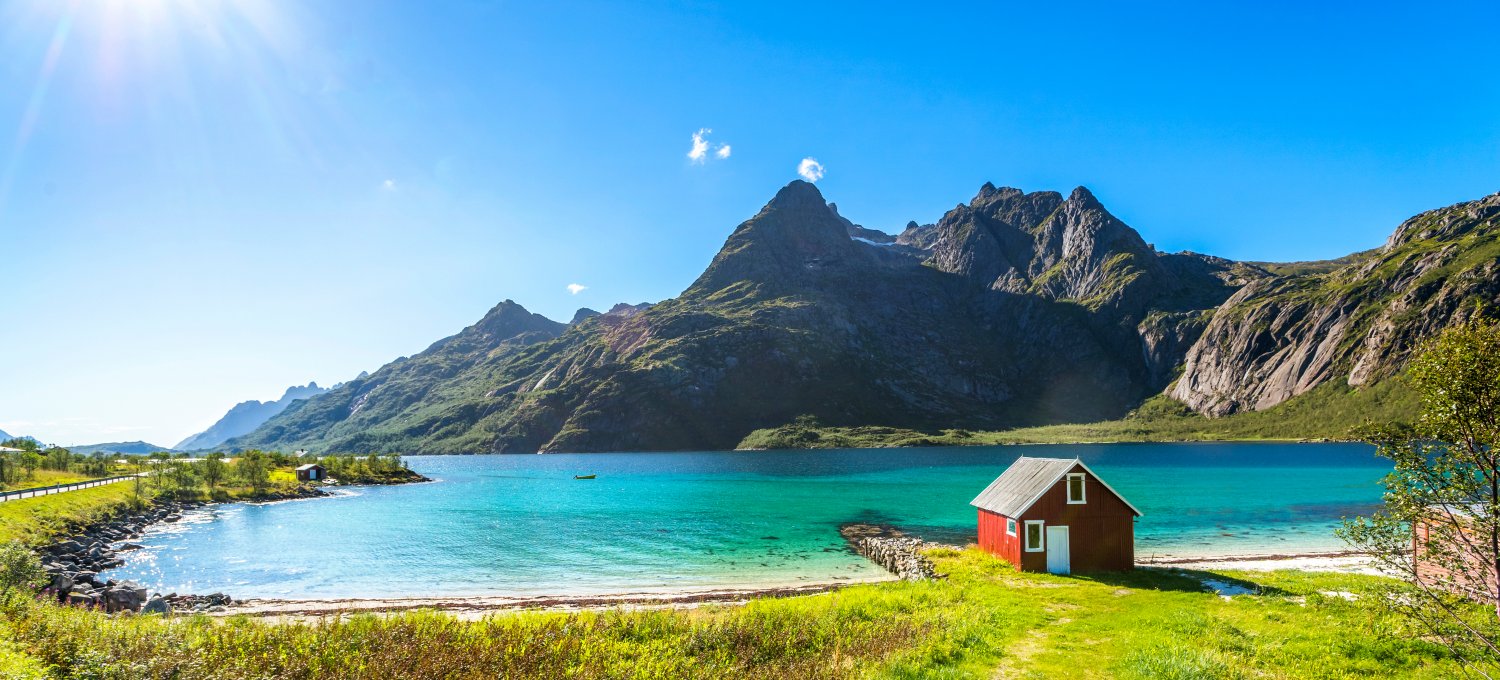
[{"xmin": 971, "ymin": 457, "xmax": 1141, "ymax": 574}]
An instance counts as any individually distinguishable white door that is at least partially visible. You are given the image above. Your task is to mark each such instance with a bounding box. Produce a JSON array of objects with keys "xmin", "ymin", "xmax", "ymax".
[{"xmin": 1046, "ymin": 526, "xmax": 1070, "ymax": 575}]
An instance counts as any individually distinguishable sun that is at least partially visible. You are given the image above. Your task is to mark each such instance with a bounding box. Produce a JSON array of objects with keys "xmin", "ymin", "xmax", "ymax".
[{"xmin": 0, "ymin": 0, "xmax": 305, "ymax": 212}]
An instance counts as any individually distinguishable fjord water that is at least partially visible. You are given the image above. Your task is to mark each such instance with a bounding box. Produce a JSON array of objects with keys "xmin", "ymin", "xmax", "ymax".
[{"xmin": 108, "ymin": 443, "xmax": 1388, "ymax": 599}]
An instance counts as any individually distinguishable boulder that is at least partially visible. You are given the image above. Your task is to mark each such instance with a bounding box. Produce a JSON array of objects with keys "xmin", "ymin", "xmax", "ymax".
[
  {"xmin": 104, "ymin": 581, "xmax": 148, "ymax": 612},
  {"xmin": 141, "ymin": 596, "xmax": 172, "ymax": 615},
  {"xmin": 65, "ymin": 592, "xmax": 100, "ymax": 608},
  {"xmin": 48, "ymin": 573, "xmax": 75, "ymax": 592}
]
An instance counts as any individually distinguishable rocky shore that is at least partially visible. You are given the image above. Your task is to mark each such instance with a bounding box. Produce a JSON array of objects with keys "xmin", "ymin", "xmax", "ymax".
[
  {"xmin": 839, "ymin": 524, "xmax": 943, "ymax": 581},
  {"xmin": 37, "ymin": 487, "xmax": 329, "ymax": 615}
]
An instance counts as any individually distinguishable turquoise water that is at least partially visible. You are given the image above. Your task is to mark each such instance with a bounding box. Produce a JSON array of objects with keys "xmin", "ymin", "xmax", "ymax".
[{"xmin": 106, "ymin": 443, "xmax": 1389, "ymax": 599}]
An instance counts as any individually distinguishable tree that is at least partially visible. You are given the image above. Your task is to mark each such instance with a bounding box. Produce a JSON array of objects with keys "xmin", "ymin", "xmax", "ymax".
[
  {"xmin": 43, "ymin": 446, "xmax": 71, "ymax": 472},
  {"xmin": 148, "ymin": 452, "xmax": 171, "ymax": 490},
  {"xmin": 236, "ymin": 453, "xmax": 270, "ymax": 494},
  {"xmin": 0, "ymin": 541, "xmax": 46, "ymax": 599},
  {"xmin": 1340, "ymin": 319, "xmax": 1500, "ymax": 674},
  {"xmin": 202, "ymin": 453, "xmax": 225, "ymax": 490},
  {"xmin": 0, "ymin": 438, "xmax": 38, "ymax": 452},
  {"xmin": 19, "ymin": 452, "xmax": 41, "ymax": 480}
]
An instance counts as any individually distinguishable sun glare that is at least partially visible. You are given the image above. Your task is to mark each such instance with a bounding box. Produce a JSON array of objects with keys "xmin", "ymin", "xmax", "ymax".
[{"xmin": 0, "ymin": 0, "xmax": 310, "ymax": 215}]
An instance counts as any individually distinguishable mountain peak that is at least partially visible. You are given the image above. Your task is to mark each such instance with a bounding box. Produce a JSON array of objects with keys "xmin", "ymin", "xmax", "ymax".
[
  {"xmin": 765, "ymin": 180, "xmax": 826, "ymax": 211},
  {"xmin": 689, "ymin": 181, "xmax": 866, "ymax": 296},
  {"xmin": 971, "ymin": 183, "xmax": 1025, "ymax": 208},
  {"xmin": 1068, "ymin": 186, "xmax": 1101, "ymax": 208}
]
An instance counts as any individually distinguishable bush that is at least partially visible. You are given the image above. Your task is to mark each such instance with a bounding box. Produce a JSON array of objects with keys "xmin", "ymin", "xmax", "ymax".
[{"xmin": 0, "ymin": 541, "xmax": 46, "ymax": 597}]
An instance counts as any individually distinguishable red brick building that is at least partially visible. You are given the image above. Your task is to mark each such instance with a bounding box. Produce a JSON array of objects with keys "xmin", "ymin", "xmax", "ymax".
[{"xmin": 971, "ymin": 457, "xmax": 1141, "ymax": 574}]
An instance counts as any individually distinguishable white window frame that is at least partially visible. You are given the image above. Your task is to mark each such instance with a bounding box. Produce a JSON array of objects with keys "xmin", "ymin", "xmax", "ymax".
[
  {"xmin": 1023, "ymin": 520, "xmax": 1045, "ymax": 552},
  {"xmin": 1066, "ymin": 472, "xmax": 1087, "ymax": 504},
  {"xmin": 1006, "ymin": 517, "xmax": 1017, "ymax": 536}
]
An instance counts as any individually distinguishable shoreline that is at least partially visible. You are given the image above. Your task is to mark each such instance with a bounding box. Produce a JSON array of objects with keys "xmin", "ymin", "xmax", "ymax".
[
  {"xmin": 1139, "ymin": 550, "xmax": 1378, "ymax": 574},
  {"xmin": 38, "ymin": 473, "xmax": 430, "ymax": 614},
  {"xmin": 221, "ymin": 578, "xmax": 893, "ymax": 620},
  {"xmin": 218, "ymin": 549, "xmax": 1375, "ymax": 619}
]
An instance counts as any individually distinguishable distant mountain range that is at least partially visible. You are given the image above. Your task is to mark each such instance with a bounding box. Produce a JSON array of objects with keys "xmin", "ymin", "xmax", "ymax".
[
  {"xmin": 176, "ymin": 382, "xmax": 330, "ymax": 451},
  {"xmin": 68, "ymin": 441, "xmax": 176, "ymax": 456},
  {"xmin": 228, "ymin": 181, "xmax": 1500, "ymax": 453},
  {"xmin": 0, "ymin": 430, "xmax": 41, "ymax": 446}
]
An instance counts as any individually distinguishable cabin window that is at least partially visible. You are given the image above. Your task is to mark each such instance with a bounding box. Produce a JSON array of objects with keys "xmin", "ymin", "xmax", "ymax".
[
  {"xmin": 1006, "ymin": 518, "xmax": 1017, "ymax": 536},
  {"xmin": 1066, "ymin": 473, "xmax": 1086, "ymax": 504},
  {"xmin": 1024, "ymin": 520, "xmax": 1045, "ymax": 552}
]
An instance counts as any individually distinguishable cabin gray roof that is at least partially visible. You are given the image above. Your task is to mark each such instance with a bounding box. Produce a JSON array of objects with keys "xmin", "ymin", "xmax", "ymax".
[
  {"xmin": 970, "ymin": 456, "xmax": 1142, "ymax": 518},
  {"xmin": 295, "ymin": 464, "xmax": 322, "ymax": 471}
]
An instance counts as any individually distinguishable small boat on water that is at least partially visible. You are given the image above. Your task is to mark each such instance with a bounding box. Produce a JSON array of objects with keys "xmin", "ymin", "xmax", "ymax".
[{"xmin": 574, "ymin": 474, "xmax": 596, "ymax": 480}]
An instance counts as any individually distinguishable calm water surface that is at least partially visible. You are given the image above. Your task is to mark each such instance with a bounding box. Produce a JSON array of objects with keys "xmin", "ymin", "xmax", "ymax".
[{"xmin": 106, "ymin": 443, "xmax": 1389, "ymax": 598}]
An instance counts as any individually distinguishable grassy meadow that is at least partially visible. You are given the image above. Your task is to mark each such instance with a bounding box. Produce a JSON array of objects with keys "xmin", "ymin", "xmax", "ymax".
[
  {"xmin": 0, "ymin": 547, "xmax": 1480, "ymax": 679},
  {"xmin": 0, "ymin": 469, "xmax": 117, "ymax": 493},
  {"xmin": 0, "ymin": 482, "xmax": 147, "ymax": 546}
]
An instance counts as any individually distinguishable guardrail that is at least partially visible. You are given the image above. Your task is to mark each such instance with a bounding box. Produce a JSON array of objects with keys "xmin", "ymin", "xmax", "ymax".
[{"xmin": 0, "ymin": 474, "xmax": 139, "ymax": 503}]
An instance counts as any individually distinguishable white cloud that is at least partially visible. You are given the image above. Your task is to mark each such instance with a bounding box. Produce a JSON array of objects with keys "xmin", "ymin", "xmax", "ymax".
[
  {"xmin": 797, "ymin": 157, "xmax": 825, "ymax": 182},
  {"xmin": 689, "ymin": 129, "xmax": 733, "ymax": 164},
  {"xmin": 382, "ymin": 179, "xmax": 396, "ymax": 191},
  {"xmin": 688, "ymin": 128, "xmax": 711, "ymax": 163},
  {"xmin": 566, "ymin": 283, "xmax": 588, "ymax": 295}
]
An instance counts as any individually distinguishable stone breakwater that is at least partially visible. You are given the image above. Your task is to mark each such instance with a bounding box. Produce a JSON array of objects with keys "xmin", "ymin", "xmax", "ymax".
[
  {"xmin": 38, "ymin": 488, "xmax": 327, "ymax": 614},
  {"xmin": 839, "ymin": 523, "xmax": 943, "ymax": 581}
]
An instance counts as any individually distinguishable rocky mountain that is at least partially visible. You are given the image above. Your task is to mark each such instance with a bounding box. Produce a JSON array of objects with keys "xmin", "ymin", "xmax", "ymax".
[
  {"xmin": 1172, "ymin": 191, "xmax": 1500, "ymax": 415},
  {"xmin": 69, "ymin": 441, "xmax": 176, "ymax": 456},
  {"xmin": 232, "ymin": 181, "xmax": 1500, "ymax": 453},
  {"xmin": 175, "ymin": 382, "xmax": 330, "ymax": 450}
]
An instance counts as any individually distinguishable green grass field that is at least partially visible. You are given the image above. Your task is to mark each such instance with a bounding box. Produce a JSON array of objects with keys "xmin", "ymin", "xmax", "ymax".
[
  {"xmin": 0, "ymin": 548, "xmax": 1479, "ymax": 678},
  {"xmin": 0, "ymin": 481, "xmax": 146, "ymax": 546},
  {"xmin": 0, "ymin": 462, "xmax": 346, "ymax": 547},
  {"xmin": 0, "ymin": 469, "xmax": 116, "ymax": 493}
]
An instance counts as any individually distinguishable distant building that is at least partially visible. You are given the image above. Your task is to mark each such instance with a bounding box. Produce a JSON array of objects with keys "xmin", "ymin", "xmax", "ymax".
[
  {"xmin": 1414, "ymin": 505, "xmax": 1498, "ymax": 603},
  {"xmin": 971, "ymin": 457, "xmax": 1141, "ymax": 574},
  {"xmin": 295, "ymin": 464, "xmax": 326, "ymax": 482}
]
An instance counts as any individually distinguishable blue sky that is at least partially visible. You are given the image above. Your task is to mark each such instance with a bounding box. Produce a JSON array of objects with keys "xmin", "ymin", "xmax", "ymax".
[{"xmin": 1, "ymin": 0, "xmax": 1497, "ymax": 447}]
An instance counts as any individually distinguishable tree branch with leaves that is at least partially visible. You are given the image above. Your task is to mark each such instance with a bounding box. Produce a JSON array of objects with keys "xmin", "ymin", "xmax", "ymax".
[{"xmin": 1340, "ymin": 319, "xmax": 1500, "ymax": 676}]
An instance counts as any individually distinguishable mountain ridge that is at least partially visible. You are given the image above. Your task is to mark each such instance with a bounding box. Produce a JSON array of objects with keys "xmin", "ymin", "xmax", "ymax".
[
  {"xmin": 229, "ymin": 182, "xmax": 1500, "ymax": 453},
  {"xmin": 175, "ymin": 382, "xmax": 330, "ymax": 450},
  {"xmin": 68, "ymin": 441, "xmax": 176, "ymax": 456}
]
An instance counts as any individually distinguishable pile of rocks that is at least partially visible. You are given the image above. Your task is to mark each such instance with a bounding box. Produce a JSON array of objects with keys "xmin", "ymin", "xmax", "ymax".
[
  {"xmin": 37, "ymin": 499, "xmax": 205, "ymax": 613},
  {"xmin": 163, "ymin": 592, "xmax": 233, "ymax": 613},
  {"xmin": 839, "ymin": 523, "xmax": 942, "ymax": 581}
]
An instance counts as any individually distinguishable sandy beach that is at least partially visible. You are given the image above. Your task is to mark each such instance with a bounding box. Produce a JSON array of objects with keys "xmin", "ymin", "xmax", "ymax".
[
  {"xmin": 1138, "ymin": 551, "xmax": 1378, "ymax": 574},
  {"xmin": 218, "ymin": 551, "xmax": 1374, "ymax": 620},
  {"xmin": 220, "ymin": 578, "xmax": 894, "ymax": 620}
]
